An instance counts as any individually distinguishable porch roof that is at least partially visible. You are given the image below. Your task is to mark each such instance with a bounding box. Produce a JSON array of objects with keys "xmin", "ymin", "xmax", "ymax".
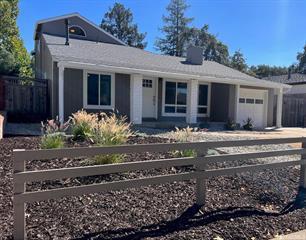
[{"xmin": 43, "ymin": 34, "xmax": 289, "ymax": 89}]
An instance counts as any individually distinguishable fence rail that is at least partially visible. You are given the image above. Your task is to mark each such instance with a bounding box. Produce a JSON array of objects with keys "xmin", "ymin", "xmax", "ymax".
[{"xmin": 13, "ymin": 137, "xmax": 306, "ymax": 239}]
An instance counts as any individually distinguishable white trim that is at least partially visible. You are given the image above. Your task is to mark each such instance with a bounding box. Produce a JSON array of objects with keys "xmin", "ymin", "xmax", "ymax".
[
  {"xmin": 57, "ymin": 60, "xmax": 290, "ymax": 89},
  {"xmin": 58, "ymin": 65, "xmax": 64, "ymax": 123},
  {"xmin": 276, "ymin": 88, "xmax": 283, "ymax": 128},
  {"xmin": 197, "ymin": 81, "xmax": 211, "ymax": 117},
  {"xmin": 83, "ymin": 70, "xmax": 115, "ymax": 110},
  {"xmin": 34, "ymin": 12, "xmax": 126, "ymax": 45},
  {"xmin": 162, "ymin": 79, "xmax": 188, "ymax": 117},
  {"xmin": 68, "ymin": 25, "xmax": 87, "ymax": 37}
]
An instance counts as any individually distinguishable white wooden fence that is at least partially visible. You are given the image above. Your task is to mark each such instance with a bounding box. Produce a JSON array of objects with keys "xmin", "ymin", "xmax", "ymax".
[{"xmin": 13, "ymin": 137, "xmax": 306, "ymax": 239}]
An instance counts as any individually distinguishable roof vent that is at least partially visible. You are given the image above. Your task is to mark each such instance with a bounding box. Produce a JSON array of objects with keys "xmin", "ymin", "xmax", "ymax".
[
  {"xmin": 186, "ymin": 46, "xmax": 203, "ymax": 65},
  {"xmin": 65, "ymin": 19, "xmax": 70, "ymax": 46}
]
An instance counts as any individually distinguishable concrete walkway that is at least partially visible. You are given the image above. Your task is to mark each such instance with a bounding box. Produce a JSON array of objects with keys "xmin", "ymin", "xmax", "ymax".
[{"xmin": 271, "ymin": 230, "xmax": 306, "ymax": 240}]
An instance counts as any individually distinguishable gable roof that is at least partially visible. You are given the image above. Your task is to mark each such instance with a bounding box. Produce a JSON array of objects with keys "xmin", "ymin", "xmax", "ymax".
[
  {"xmin": 263, "ymin": 73, "xmax": 306, "ymax": 85},
  {"xmin": 43, "ymin": 33, "xmax": 289, "ymax": 89},
  {"xmin": 34, "ymin": 13, "xmax": 126, "ymax": 45}
]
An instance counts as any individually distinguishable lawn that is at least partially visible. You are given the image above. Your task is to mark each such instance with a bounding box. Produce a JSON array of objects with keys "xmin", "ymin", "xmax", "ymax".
[{"xmin": 0, "ymin": 134, "xmax": 306, "ymax": 239}]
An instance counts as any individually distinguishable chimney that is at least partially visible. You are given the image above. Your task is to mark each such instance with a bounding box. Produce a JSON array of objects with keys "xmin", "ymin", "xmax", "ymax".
[
  {"xmin": 186, "ymin": 46, "xmax": 203, "ymax": 65},
  {"xmin": 65, "ymin": 19, "xmax": 70, "ymax": 45},
  {"xmin": 288, "ymin": 67, "xmax": 291, "ymax": 80}
]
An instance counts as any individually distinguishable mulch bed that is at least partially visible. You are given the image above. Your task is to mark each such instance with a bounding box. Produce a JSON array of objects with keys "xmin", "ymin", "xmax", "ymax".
[{"xmin": 0, "ymin": 136, "xmax": 305, "ymax": 239}]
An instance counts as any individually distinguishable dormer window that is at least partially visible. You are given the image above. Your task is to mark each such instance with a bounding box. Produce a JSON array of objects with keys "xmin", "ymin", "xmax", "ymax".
[{"xmin": 69, "ymin": 25, "xmax": 86, "ymax": 37}]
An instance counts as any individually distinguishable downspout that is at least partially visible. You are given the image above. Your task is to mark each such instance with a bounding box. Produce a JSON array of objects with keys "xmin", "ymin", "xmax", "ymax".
[{"xmin": 65, "ymin": 19, "xmax": 70, "ymax": 46}]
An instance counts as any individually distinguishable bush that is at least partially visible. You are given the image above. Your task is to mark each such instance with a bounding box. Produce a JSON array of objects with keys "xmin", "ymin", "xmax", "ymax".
[
  {"xmin": 70, "ymin": 110, "xmax": 97, "ymax": 141},
  {"xmin": 41, "ymin": 132, "xmax": 65, "ymax": 149},
  {"xmin": 170, "ymin": 127, "xmax": 197, "ymax": 158},
  {"xmin": 225, "ymin": 118, "xmax": 237, "ymax": 130},
  {"xmin": 243, "ymin": 117, "xmax": 254, "ymax": 131},
  {"xmin": 40, "ymin": 117, "xmax": 70, "ymax": 149},
  {"xmin": 91, "ymin": 112, "xmax": 132, "ymax": 164}
]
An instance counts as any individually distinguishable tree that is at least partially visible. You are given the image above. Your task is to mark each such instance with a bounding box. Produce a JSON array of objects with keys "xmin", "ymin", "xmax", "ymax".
[
  {"xmin": 100, "ymin": 3, "xmax": 147, "ymax": 49},
  {"xmin": 249, "ymin": 65, "xmax": 288, "ymax": 78},
  {"xmin": 0, "ymin": 0, "xmax": 33, "ymax": 77},
  {"xmin": 155, "ymin": 0, "xmax": 193, "ymax": 57},
  {"xmin": 297, "ymin": 44, "xmax": 306, "ymax": 73},
  {"xmin": 230, "ymin": 50, "xmax": 247, "ymax": 72},
  {"xmin": 188, "ymin": 25, "xmax": 230, "ymax": 65}
]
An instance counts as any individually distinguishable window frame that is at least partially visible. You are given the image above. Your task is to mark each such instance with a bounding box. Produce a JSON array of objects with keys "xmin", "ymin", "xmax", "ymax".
[
  {"xmin": 162, "ymin": 79, "xmax": 188, "ymax": 117},
  {"xmin": 83, "ymin": 70, "xmax": 115, "ymax": 109},
  {"xmin": 68, "ymin": 25, "xmax": 87, "ymax": 37},
  {"xmin": 197, "ymin": 82, "xmax": 211, "ymax": 117}
]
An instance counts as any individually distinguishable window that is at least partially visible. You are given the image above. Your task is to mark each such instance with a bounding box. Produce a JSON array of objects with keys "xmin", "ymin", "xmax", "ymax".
[
  {"xmin": 255, "ymin": 99, "xmax": 264, "ymax": 104},
  {"xmin": 198, "ymin": 84, "xmax": 209, "ymax": 115},
  {"xmin": 85, "ymin": 72, "xmax": 114, "ymax": 109},
  {"xmin": 239, "ymin": 98, "xmax": 245, "ymax": 103},
  {"xmin": 246, "ymin": 98, "xmax": 255, "ymax": 104},
  {"xmin": 69, "ymin": 25, "xmax": 86, "ymax": 37},
  {"xmin": 164, "ymin": 81, "xmax": 187, "ymax": 114},
  {"xmin": 143, "ymin": 79, "xmax": 152, "ymax": 88}
]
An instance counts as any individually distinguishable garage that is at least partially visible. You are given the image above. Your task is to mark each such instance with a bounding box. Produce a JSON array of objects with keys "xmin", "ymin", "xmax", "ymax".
[{"xmin": 237, "ymin": 88, "xmax": 268, "ymax": 128}]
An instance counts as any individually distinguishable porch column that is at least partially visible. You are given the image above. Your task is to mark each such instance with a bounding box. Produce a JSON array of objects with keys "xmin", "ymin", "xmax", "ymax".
[
  {"xmin": 186, "ymin": 79, "xmax": 198, "ymax": 124},
  {"xmin": 130, "ymin": 74, "xmax": 143, "ymax": 124},
  {"xmin": 58, "ymin": 64, "xmax": 64, "ymax": 123},
  {"xmin": 276, "ymin": 88, "xmax": 283, "ymax": 128},
  {"xmin": 234, "ymin": 84, "xmax": 240, "ymax": 123},
  {"xmin": 267, "ymin": 88, "xmax": 275, "ymax": 126}
]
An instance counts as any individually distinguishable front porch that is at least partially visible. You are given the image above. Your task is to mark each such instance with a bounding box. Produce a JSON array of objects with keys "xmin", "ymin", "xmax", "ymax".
[{"xmin": 55, "ymin": 63, "xmax": 284, "ymax": 129}]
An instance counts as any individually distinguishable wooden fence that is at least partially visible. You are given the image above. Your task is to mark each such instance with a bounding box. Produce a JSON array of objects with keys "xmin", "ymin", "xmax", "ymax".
[
  {"xmin": 282, "ymin": 94, "xmax": 306, "ymax": 127},
  {"xmin": 0, "ymin": 75, "xmax": 49, "ymax": 122},
  {"xmin": 13, "ymin": 138, "xmax": 306, "ymax": 239}
]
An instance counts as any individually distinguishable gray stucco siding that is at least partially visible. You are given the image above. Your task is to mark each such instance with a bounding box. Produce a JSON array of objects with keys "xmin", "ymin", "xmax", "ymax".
[
  {"xmin": 210, "ymin": 83, "xmax": 230, "ymax": 122},
  {"xmin": 60, "ymin": 70, "xmax": 130, "ymax": 120},
  {"xmin": 40, "ymin": 16, "xmax": 123, "ymax": 45}
]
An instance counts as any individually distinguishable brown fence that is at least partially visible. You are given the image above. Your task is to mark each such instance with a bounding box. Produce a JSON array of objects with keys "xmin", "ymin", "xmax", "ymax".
[
  {"xmin": 13, "ymin": 138, "xmax": 306, "ymax": 239},
  {"xmin": 0, "ymin": 75, "xmax": 49, "ymax": 122},
  {"xmin": 282, "ymin": 94, "xmax": 306, "ymax": 127}
]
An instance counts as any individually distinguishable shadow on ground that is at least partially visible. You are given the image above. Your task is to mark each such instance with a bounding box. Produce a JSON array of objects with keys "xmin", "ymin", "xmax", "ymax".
[{"xmin": 75, "ymin": 187, "xmax": 306, "ymax": 240}]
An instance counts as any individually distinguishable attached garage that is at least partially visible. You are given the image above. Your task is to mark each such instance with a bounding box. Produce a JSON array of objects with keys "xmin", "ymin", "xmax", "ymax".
[{"xmin": 237, "ymin": 88, "xmax": 268, "ymax": 128}]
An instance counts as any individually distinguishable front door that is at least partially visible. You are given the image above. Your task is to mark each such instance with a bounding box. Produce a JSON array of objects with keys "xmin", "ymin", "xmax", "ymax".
[{"xmin": 142, "ymin": 78, "xmax": 157, "ymax": 118}]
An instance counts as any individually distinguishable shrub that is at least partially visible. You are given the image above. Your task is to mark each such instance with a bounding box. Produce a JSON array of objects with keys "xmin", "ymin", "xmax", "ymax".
[
  {"xmin": 70, "ymin": 110, "xmax": 98, "ymax": 141},
  {"xmin": 224, "ymin": 118, "xmax": 237, "ymax": 131},
  {"xmin": 40, "ymin": 117, "xmax": 69, "ymax": 149},
  {"xmin": 91, "ymin": 112, "xmax": 132, "ymax": 164},
  {"xmin": 41, "ymin": 132, "xmax": 65, "ymax": 149},
  {"xmin": 170, "ymin": 127, "xmax": 197, "ymax": 158},
  {"xmin": 243, "ymin": 117, "xmax": 254, "ymax": 131}
]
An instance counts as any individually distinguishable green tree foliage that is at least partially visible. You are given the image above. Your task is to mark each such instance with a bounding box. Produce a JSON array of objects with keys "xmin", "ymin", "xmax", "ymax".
[
  {"xmin": 0, "ymin": 0, "xmax": 33, "ymax": 77},
  {"xmin": 230, "ymin": 49, "xmax": 248, "ymax": 72},
  {"xmin": 249, "ymin": 65, "xmax": 288, "ymax": 78},
  {"xmin": 297, "ymin": 44, "xmax": 306, "ymax": 73},
  {"xmin": 155, "ymin": 0, "xmax": 193, "ymax": 57},
  {"xmin": 100, "ymin": 2, "xmax": 147, "ymax": 49},
  {"xmin": 188, "ymin": 25, "xmax": 229, "ymax": 65}
]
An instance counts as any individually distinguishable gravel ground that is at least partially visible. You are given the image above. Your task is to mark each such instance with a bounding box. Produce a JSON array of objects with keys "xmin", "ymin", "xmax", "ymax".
[{"xmin": 0, "ymin": 135, "xmax": 305, "ymax": 240}]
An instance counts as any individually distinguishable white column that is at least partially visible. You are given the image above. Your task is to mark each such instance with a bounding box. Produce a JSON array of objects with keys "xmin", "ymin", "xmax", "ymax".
[
  {"xmin": 186, "ymin": 79, "xmax": 198, "ymax": 124},
  {"xmin": 234, "ymin": 84, "xmax": 240, "ymax": 123},
  {"xmin": 276, "ymin": 88, "xmax": 283, "ymax": 128},
  {"xmin": 58, "ymin": 64, "xmax": 64, "ymax": 123},
  {"xmin": 130, "ymin": 74, "xmax": 143, "ymax": 124}
]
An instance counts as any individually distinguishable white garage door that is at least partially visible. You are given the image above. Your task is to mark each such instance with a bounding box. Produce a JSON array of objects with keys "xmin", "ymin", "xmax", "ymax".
[{"xmin": 238, "ymin": 88, "xmax": 268, "ymax": 128}]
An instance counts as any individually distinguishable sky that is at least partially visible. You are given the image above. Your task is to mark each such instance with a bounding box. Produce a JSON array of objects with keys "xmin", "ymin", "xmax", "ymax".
[{"xmin": 18, "ymin": 0, "xmax": 306, "ymax": 67}]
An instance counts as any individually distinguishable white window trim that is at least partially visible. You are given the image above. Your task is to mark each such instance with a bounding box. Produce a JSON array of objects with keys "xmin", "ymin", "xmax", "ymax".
[
  {"xmin": 197, "ymin": 81, "xmax": 211, "ymax": 117},
  {"xmin": 83, "ymin": 70, "xmax": 115, "ymax": 110},
  {"xmin": 69, "ymin": 25, "xmax": 87, "ymax": 37},
  {"xmin": 162, "ymin": 79, "xmax": 188, "ymax": 117}
]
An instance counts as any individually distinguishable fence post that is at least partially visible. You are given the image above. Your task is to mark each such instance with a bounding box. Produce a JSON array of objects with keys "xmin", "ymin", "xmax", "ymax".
[
  {"xmin": 300, "ymin": 140, "xmax": 306, "ymax": 188},
  {"xmin": 13, "ymin": 150, "xmax": 26, "ymax": 240},
  {"xmin": 196, "ymin": 148, "xmax": 207, "ymax": 206}
]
